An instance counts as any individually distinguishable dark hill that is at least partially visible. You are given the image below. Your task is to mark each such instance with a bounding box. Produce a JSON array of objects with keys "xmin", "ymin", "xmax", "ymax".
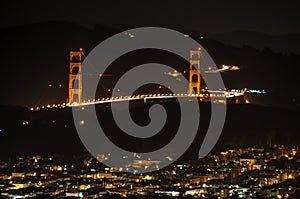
[
  {"xmin": 202, "ymin": 30, "xmax": 300, "ymax": 54},
  {"xmin": 0, "ymin": 102, "xmax": 299, "ymax": 160}
]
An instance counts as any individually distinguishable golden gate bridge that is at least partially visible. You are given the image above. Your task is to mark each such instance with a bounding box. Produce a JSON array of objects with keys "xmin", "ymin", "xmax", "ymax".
[{"xmin": 30, "ymin": 48, "xmax": 265, "ymax": 111}]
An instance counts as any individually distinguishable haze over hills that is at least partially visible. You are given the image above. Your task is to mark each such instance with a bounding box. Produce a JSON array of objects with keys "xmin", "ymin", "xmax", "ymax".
[{"xmin": 0, "ymin": 21, "xmax": 299, "ymax": 109}]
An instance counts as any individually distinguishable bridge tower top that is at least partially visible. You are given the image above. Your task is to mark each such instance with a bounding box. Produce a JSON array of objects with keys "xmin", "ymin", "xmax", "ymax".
[{"xmin": 189, "ymin": 49, "xmax": 201, "ymax": 95}]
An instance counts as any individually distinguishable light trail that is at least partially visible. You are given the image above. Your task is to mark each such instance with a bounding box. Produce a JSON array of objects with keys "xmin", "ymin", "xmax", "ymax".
[{"xmin": 204, "ymin": 65, "xmax": 240, "ymax": 73}]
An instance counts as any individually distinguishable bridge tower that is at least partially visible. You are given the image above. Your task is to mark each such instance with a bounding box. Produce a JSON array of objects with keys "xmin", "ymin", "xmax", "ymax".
[
  {"xmin": 69, "ymin": 50, "xmax": 83, "ymax": 104},
  {"xmin": 189, "ymin": 49, "xmax": 201, "ymax": 95}
]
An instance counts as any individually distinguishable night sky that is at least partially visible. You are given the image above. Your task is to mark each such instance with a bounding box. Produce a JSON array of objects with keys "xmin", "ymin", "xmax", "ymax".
[{"xmin": 1, "ymin": 1, "xmax": 300, "ymax": 34}]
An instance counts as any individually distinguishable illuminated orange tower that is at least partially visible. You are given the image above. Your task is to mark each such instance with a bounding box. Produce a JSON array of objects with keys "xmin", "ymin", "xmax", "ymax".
[
  {"xmin": 69, "ymin": 50, "xmax": 83, "ymax": 104},
  {"xmin": 189, "ymin": 49, "xmax": 201, "ymax": 95}
]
